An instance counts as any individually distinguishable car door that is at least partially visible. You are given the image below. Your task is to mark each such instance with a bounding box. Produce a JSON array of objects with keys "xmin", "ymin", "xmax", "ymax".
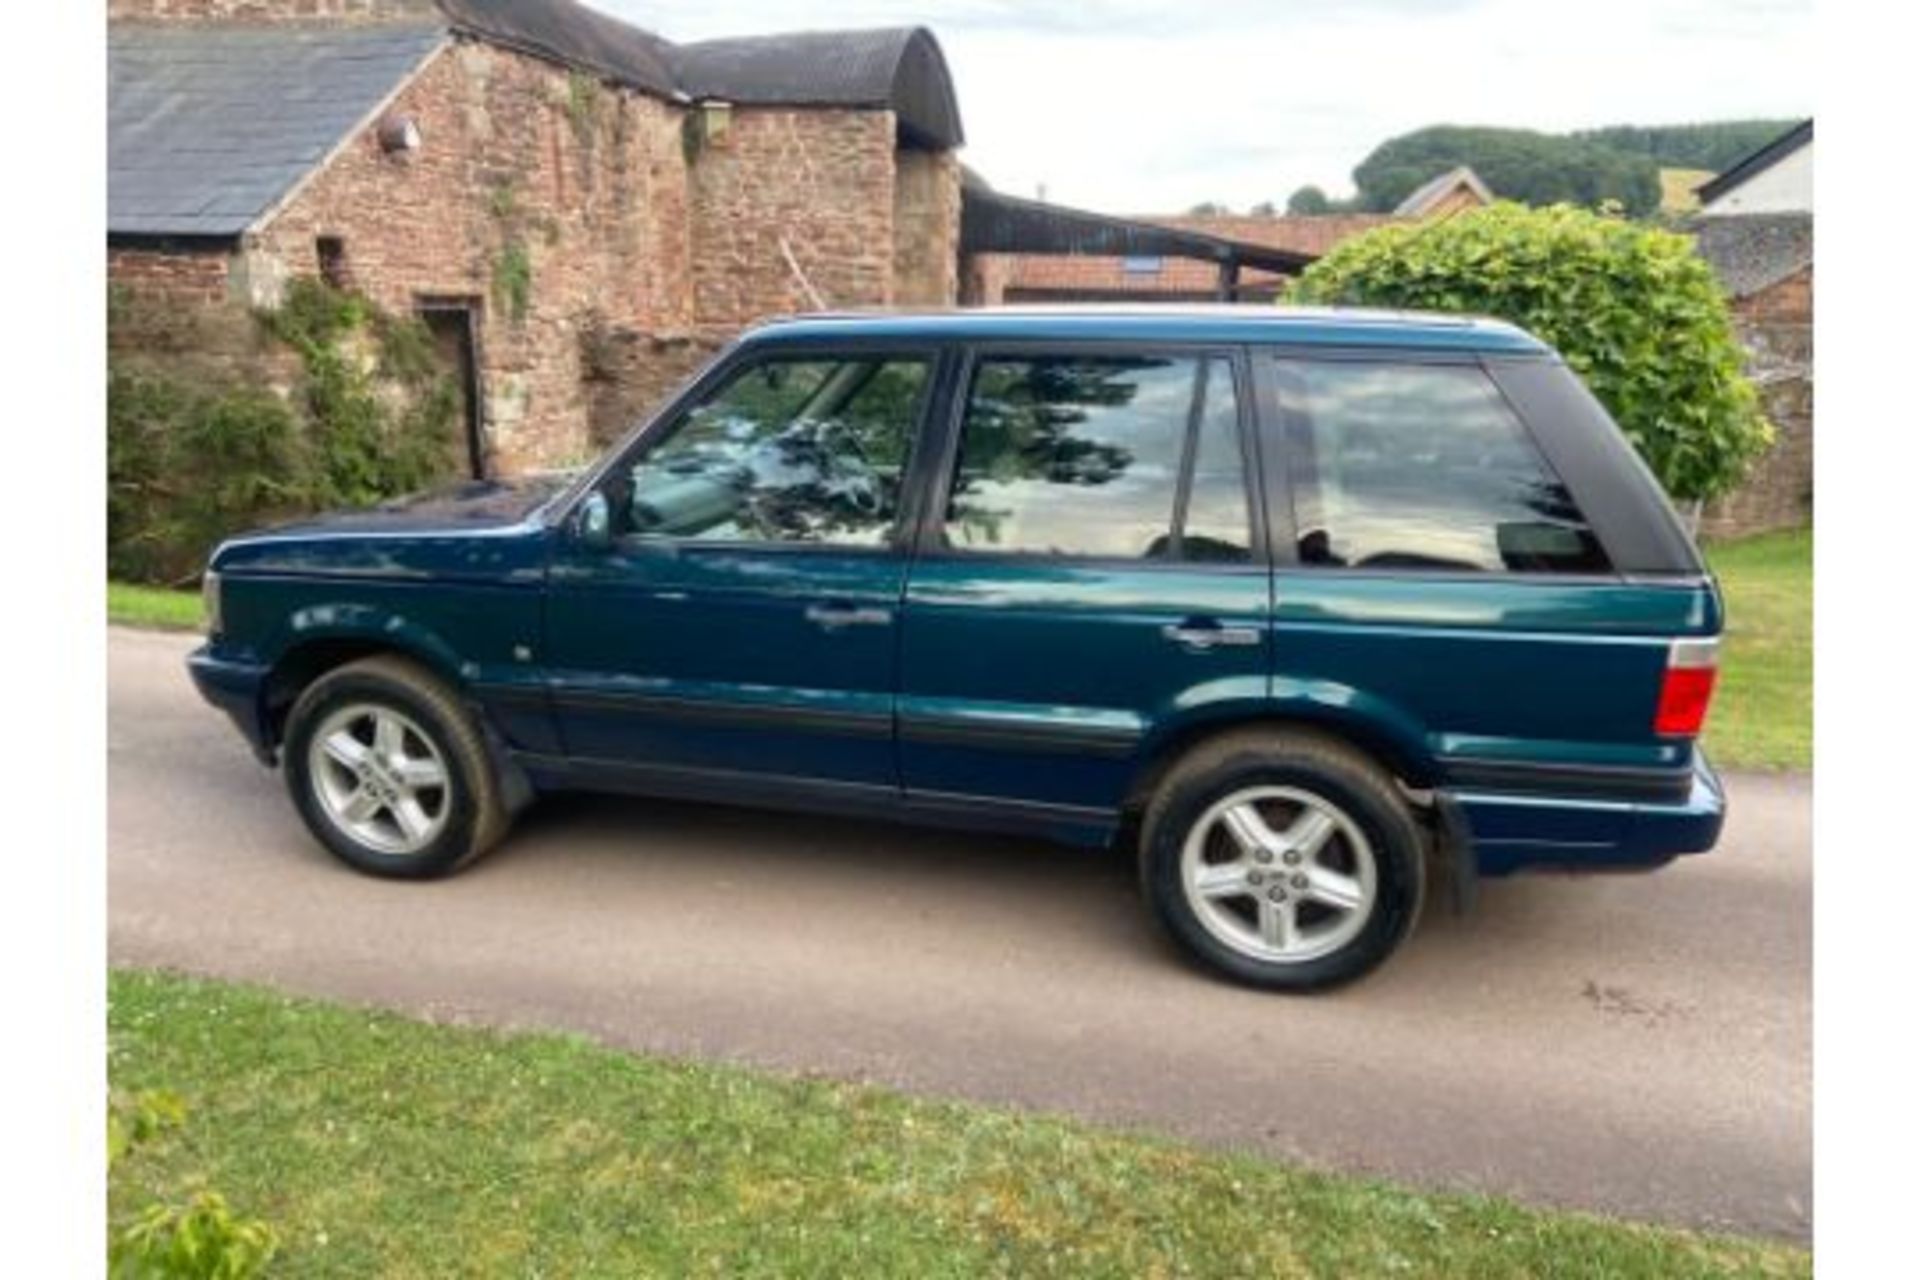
[
  {"xmin": 543, "ymin": 343, "xmax": 941, "ymax": 794},
  {"xmin": 898, "ymin": 345, "xmax": 1271, "ymax": 824}
]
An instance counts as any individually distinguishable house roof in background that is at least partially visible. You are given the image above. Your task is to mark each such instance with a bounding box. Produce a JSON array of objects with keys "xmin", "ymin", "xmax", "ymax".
[
  {"xmin": 1393, "ymin": 165, "xmax": 1493, "ymax": 216},
  {"xmin": 961, "ymin": 191, "xmax": 1319, "ymax": 291},
  {"xmin": 108, "ymin": 21, "xmax": 446, "ymax": 238},
  {"xmin": 1692, "ymin": 213, "xmax": 1812, "ymax": 298},
  {"xmin": 993, "ymin": 213, "xmax": 1401, "ymax": 298},
  {"xmin": 1696, "ymin": 119, "xmax": 1813, "ymax": 205}
]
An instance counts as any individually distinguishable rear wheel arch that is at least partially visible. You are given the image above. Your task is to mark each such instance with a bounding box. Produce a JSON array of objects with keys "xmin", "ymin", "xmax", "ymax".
[{"xmin": 1126, "ymin": 710, "xmax": 1434, "ymax": 816}]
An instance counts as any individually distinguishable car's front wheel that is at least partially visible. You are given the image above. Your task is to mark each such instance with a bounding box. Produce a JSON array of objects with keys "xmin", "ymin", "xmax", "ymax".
[
  {"xmin": 1140, "ymin": 728, "xmax": 1425, "ymax": 991},
  {"xmin": 283, "ymin": 655, "xmax": 509, "ymax": 878}
]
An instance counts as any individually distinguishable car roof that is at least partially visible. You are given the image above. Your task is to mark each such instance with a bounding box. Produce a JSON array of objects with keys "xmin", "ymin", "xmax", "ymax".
[{"xmin": 740, "ymin": 304, "xmax": 1550, "ymax": 355}]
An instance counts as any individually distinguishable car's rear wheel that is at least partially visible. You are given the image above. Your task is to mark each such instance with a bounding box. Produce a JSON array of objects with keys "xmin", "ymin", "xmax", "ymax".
[
  {"xmin": 283, "ymin": 655, "xmax": 508, "ymax": 878},
  {"xmin": 1140, "ymin": 728, "xmax": 1424, "ymax": 991}
]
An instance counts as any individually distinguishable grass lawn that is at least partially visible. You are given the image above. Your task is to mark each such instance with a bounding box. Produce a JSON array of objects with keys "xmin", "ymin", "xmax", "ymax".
[
  {"xmin": 108, "ymin": 581, "xmax": 203, "ymax": 632},
  {"xmin": 1705, "ymin": 527, "xmax": 1812, "ymax": 771},
  {"xmin": 110, "ymin": 970, "xmax": 1807, "ymax": 1278}
]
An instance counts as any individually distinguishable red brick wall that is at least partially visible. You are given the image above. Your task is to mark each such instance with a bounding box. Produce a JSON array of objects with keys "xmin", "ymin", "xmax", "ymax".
[{"xmin": 1702, "ymin": 264, "xmax": 1814, "ymax": 540}]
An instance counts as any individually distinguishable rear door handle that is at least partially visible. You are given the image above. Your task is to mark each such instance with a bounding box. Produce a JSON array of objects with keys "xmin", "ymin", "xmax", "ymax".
[
  {"xmin": 1162, "ymin": 620, "xmax": 1261, "ymax": 651},
  {"xmin": 805, "ymin": 603, "xmax": 893, "ymax": 630}
]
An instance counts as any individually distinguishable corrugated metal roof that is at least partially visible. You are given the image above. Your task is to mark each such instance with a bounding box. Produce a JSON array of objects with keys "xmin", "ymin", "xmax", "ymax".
[
  {"xmin": 961, "ymin": 190, "xmax": 1318, "ymax": 278},
  {"xmin": 109, "ymin": 22, "xmax": 445, "ymax": 238}
]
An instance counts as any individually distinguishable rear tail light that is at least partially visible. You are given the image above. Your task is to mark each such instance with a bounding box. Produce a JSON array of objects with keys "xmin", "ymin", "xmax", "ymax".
[{"xmin": 1654, "ymin": 638, "xmax": 1719, "ymax": 737}]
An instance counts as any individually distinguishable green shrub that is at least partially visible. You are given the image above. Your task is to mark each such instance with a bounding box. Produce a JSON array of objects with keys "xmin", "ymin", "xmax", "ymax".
[
  {"xmin": 108, "ymin": 277, "xmax": 462, "ymax": 583},
  {"xmin": 1288, "ymin": 202, "xmax": 1772, "ymax": 502},
  {"xmin": 107, "ymin": 372, "xmax": 307, "ymax": 583}
]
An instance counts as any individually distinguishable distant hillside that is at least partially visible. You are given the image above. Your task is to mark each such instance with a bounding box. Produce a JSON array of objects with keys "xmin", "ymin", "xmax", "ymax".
[
  {"xmin": 1345, "ymin": 119, "xmax": 1799, "ymax": 218},
  {"xmin": 1571, "ymin": 121, "xmax": 1800, "ymax": 173},
  {"xmin": 1351, "ymin": 126, "xmax": 1662, "ymax": 216}
]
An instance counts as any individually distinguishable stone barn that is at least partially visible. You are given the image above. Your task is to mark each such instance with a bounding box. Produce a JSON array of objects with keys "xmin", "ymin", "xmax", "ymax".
[{"xmin": 107, "ymin": 0, "xmax": 965, "ymax": 475}]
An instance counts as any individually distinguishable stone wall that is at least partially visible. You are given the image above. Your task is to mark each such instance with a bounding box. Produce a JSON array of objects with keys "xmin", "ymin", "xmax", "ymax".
[
  {"xmin": 893, "ymin": 147, "xmax": 962, "ymax": 307},
  {"xmin": 1701, "ymin": 265, "xmax": 1814, "ymax": 540},
  {"xmin": 689, "ymin": 108, "xmax": 899, "ymax": 331},
  {"xmin": 108, "ymin": 245, "xmax": 234, "ymax": 309},
  {"xmin": 110, "ymin": 10, "xmax": 963, "ymax": 474},
  {"xmin": 252, "ymin": 36, "xmax": 693, "ymax": 472}
]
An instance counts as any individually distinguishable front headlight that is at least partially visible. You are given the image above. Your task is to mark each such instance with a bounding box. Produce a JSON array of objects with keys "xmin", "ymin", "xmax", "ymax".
[{"xmin": 201, "ymin": 570, "xmax": 223, "ymax": 637}]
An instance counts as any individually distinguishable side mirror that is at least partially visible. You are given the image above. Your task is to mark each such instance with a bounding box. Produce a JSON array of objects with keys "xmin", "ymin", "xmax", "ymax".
[{"xmin": 574, "ymin": 490, "xmax": 613, "ymax": 551}]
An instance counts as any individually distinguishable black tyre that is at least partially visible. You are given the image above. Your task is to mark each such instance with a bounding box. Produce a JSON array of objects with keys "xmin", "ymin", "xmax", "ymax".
[
  {"xmin": 282, "ymin": 655, "xmax": 509, "ymax": 879},
  {"xmin": 1140, "ymin": 727, "xmax": 1425, "ymax": 991}
]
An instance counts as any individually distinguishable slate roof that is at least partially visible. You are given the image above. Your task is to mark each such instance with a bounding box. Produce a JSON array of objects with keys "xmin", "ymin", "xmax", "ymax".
[
  {"xmin": 1692, "ymin": 213, "xmax": 1813, "ymax": 299},
  {"xmin": 108, "ymin": 0, "xmax": 967, "ymax": 241},
  {"xmin": 109, "ymin": 22, "xmax": 446, "ymax": 238}
]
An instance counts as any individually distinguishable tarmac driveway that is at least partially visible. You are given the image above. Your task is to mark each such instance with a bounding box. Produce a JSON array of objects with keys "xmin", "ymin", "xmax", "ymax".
[{"xmin": 109, "ymin": 626, "xmax": 1812, "ymax": 1239}]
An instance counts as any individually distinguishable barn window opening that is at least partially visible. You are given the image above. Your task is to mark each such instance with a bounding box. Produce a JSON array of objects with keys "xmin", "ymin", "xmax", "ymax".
[{"xmin": 316, "ymin": 236, "xmax": 351, "ymax": 289}]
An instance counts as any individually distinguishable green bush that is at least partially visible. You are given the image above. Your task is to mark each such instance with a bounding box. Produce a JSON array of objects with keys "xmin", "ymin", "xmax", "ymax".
[
  {"xmin": 107, "ymin": 371, "xmax": 307, "ymax": 583},
  {"xmin": 108, "ymin": 277, "xmax": 462, "ymax": 583},
  {"xmin": 1288, "ymin": 202, "xmax": 1772, "ymax": 502}
]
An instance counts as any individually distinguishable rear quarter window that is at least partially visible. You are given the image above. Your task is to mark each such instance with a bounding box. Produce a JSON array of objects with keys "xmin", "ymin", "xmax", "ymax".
[{"xmin": 1273, "ymin": 359, "xmax": 1611, "ymax": 575}]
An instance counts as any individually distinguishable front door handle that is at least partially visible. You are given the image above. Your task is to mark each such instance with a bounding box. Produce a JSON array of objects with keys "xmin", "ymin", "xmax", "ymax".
[
  {"xmin": 1162, "ymin": 620, "xmax": 1262, "ymax": 651},
  {"xmin": 805, "ymin": 603, "xmax": 893, "ymax": 630}
]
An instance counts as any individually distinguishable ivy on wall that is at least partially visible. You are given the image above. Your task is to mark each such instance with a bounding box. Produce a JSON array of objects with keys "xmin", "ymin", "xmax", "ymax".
[{"xmin": 108, "ymin": 278, "xmax": 462, "ymax": 584}]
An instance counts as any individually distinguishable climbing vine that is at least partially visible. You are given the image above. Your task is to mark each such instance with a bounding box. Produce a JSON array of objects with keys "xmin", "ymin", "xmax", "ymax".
[{"xmin": 108, "ymin": 277, "xmax": 462, "ymax": 583}]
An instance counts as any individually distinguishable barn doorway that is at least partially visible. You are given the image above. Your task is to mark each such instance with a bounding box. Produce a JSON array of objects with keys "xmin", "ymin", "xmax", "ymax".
[{"xmin": 416, "ymin": 298, "xmax": 487, "ymax": 480}]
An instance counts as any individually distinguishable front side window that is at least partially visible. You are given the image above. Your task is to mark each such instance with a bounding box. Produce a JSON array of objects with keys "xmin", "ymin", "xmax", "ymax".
[
  {"xmin": 609, "ymin": 354, "xmax": 928, "ymax": 546},
  {"xmin": 941, "ymin": 354, "xmax": 1251, "ymax": 561},
  {"xmin": 1276, "ymin": 360, "xmax": 1609, "ymax": 574}
]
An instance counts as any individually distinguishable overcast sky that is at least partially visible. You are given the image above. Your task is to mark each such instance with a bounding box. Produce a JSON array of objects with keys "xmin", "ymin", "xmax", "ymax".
[{"xmin": 599, "ymin": 0, "xmax": 1811, "ymax": 213}]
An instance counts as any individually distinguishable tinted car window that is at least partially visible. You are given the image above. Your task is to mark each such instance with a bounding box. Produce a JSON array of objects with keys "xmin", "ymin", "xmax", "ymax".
[
  {"xmin": 612, "ymin": 355, "xmax": 928, "ymax": 546},
  {"xmin": 943, "ymin": 355, "xmax": 1250, "ymax": 561},
  {"xmin": 1276, "ymin": 360, "xmax": 1609, "ymax": 574}
]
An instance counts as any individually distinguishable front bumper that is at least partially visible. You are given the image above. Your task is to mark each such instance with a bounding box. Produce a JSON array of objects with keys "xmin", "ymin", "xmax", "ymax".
[
  {"xmin": 1441, "ymin": 753, "xmax": 1726, "ymax": 877},
  {"xmin": 186, "ymin": 644, "xmax": 276, "ymax": 765}
]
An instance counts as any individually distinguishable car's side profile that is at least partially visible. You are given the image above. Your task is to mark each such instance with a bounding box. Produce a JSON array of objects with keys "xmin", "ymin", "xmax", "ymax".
[{"xmin": 190, "ymin": 306, "xmax": 1725, "ymax": 990}]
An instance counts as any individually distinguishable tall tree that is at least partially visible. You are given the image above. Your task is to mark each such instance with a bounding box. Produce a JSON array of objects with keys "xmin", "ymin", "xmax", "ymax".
[
  {"xmin": 1285, "ymin": 185, "xmax": 1332, "ymax": 215},
  {"xmin": 1570, "ymin": 120, "xmax": 1801, "ymax": 173}
]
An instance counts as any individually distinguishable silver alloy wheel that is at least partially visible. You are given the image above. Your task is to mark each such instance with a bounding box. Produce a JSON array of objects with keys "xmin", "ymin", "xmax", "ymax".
[
  {"xmin": 1179, "ymin": 785, "xmax": 1378, "ymax": 964},
  {"xmin": 306, "ymin": 702, "xmax": 451, "ymax": 856}
]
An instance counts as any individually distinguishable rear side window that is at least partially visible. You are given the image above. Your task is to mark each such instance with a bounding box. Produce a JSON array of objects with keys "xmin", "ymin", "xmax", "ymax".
[
  {"xmin": 942, "ymin": 354, "xmax": 1252, "ymax": 562},
  {"xmin": 1274, "ymin": 359, "xmax": 1610, "ymax": 574}
]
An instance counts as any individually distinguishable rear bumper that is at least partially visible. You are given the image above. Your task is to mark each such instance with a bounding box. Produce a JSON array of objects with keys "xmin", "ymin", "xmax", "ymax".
[
  {"xmin": 186, "ymin": 644, "xmax": 276, "ymax": 765},
  {"xmin": 1441, "ymin": 753, "xmax": 1725, "ymax": 876}
]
